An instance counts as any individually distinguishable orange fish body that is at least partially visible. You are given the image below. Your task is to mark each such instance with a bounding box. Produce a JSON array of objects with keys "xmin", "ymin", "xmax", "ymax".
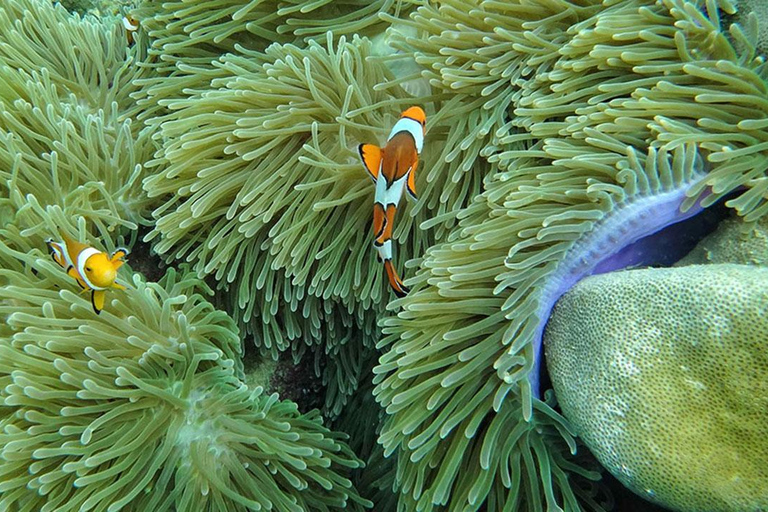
[
  {"xmin": 46, "ymin": 236, "xmax": 128, "ymax": 314},
  {"xmin": 358, "ymin": 106, "xmax": 426, "ymax": 297}
]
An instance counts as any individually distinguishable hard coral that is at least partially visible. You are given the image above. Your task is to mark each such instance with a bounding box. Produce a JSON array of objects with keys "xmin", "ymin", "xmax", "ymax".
[{"xmin": 545, "ymin": 264, "xmax": 768, "ymax": 512}]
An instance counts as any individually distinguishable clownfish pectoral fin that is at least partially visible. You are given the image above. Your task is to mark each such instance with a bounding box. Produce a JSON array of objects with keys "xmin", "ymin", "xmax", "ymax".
[
  {"xmin": 111, "ymin": 248, "xmax": 129, "ymax": 270},
  {"xmin": 358, "ymin": 143, "xmax": 382, "ymax": 183},
  {"xmin": 112, "ymin": 282, "xmax": 126, "ymax": 290},
  {"xmin": 406, "ymin": 168, "xmax": 418, "ymax": 201},
  {"xmin": 383, "ymin": 259, "xmax": 409, "ymax": 298},
  {"xmin": 373, "ymin": 203, "xmax": 387, "ymax": 243},
  {"xmin": 91, "ymin": 290, "xmax": 106, "ymax": 314},
  {"xmin": 111, "ymin": 247, "xmax": 129, "ymax": 262}
]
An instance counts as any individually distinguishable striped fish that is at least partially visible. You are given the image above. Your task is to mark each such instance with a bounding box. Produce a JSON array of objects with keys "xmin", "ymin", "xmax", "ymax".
[
  {"xmin": 46, "ymin": 236, "xmax": 128, "ymax": 314},
  {"xmin": 358, "ymin": 106, "xmax": 426, "ymax": 297}
]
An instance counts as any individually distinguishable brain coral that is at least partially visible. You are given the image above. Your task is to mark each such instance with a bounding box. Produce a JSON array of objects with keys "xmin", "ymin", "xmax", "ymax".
[
  {"xmin": 0, "ymin": 222, "xmax": 369, "ymax": 511},
  {"xmin": 544, "ymin": 264, "xmax": 768, "ymax": 512}
]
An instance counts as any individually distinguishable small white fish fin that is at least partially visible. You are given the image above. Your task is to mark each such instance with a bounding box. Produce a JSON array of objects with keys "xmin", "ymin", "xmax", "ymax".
[
  {"xmin": 46, "ymin": 240, "xmax": 66, "ymax": 268},
  {"xmin": 358, "ymin": 143, "xmax": 382, "ymax": 183}
]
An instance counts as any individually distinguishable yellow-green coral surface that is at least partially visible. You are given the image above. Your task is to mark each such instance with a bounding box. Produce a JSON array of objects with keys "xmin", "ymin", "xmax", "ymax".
[{"xmin": 545, "ymin": 264, "xmax": 768, "ymax": 512}]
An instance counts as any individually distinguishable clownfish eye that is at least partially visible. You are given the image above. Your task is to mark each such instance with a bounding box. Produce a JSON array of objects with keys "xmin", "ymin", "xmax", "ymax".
[{"xmin": 85, "ymin": 267, "xmax": 92, "ymax": 272}]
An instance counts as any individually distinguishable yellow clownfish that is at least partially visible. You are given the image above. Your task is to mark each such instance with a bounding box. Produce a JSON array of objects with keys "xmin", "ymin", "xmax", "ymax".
[
  {"xmin": 358, "ymin": 106, "xmax": 426, "ymax": 298},
  {"xmin": 122, "ymin": 15, "xmax": 139, "ymax": 45},
  {"xmin": 46, "ymin": 236, "xmax": 128, "ymax": 314}
]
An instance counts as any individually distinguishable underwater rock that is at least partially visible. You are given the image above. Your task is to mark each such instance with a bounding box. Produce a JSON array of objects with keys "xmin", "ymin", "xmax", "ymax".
[
  {"xmin": 676, "ymin": 215, "xmax": 768, "ymax": 266},
  {"xmin": 545, "ymin": 264, "xmax": 768, "ymax": 512},
  {"xmin": 733, "ymin": 0, "xmax": 768, "ymax": 57}
]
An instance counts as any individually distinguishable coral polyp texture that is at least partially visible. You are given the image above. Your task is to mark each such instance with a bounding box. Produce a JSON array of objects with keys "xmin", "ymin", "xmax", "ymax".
[
  {"xmin": 373, "ymin": 0, "xmax": 768, "ymax": 509},
  {"xmin": 0, "ymin": 227, "xmax": 368, "ymax": 512},
  {"xmin": 545, "ymin": 264, "xmax": 768, "ymax": 512}
]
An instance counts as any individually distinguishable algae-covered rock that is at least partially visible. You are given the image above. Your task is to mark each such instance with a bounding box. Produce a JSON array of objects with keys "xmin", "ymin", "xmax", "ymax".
[
  {"xmin": 545, "ymin": 264, "xmax": 768, "ymax": 512},
  {"xmin": 733, "ymin": 0, "xmax": 768, "ymax": 57},
  {"xmin": 676, "ymin": 215, "xmax": 768, "ymax": 266}
]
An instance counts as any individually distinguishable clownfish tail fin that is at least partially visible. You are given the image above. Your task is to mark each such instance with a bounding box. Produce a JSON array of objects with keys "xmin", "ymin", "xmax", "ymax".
[
  {"xmin": 383, "ymin": 259, "xmax": 409, "ymax": 298},
  {"xmin": 358, "ymin": 143, "xmax": 382, "ymax": 183}
]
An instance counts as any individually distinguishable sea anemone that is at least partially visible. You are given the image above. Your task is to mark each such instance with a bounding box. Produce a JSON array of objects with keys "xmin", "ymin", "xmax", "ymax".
[
  {"xmin": 373, "ymin": 0, "xmax": 768, "ymax": 509},
  {"xmin": 0, "ymin": 0, "xmax": 160, "ymax": 242},
  {"xmin": 131, "ymin": 0, "xmax": 416, "ymax": 123},
  {"xmin": 142, "ymin": 33, "xmax": 491, "ymax": 416},
  {"xmin": 0, "ymin": 0, "xmax": 149, "ymax": 118},
  {"xmin": 0, "ymin": 223, "xmax": 369, "ymax": 511}
]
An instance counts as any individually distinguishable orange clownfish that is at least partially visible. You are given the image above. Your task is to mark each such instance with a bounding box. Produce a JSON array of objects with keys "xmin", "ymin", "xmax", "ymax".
[
  {"xmin": 123, "ymin": 15, "xmax": 139, "ymax": 45},
  {"xmin": 46, "ymin": 237, "xmax": 128, "ymax": 314},
  {"xmin": 358, "ymin": 106, "xmax": 426, "ymax": 298}
]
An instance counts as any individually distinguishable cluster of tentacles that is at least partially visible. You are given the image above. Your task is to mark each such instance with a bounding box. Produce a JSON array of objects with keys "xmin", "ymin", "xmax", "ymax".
[{"xmin": 0, "ymin": 0, "xmax": 766, "ymax": 510}]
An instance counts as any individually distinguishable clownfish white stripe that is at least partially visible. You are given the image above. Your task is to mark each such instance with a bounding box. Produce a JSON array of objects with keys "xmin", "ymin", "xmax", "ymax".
[
  {"xmin": 50, "ymin": 241, "xmax": 74, "ymax": 269},
  {"xmin": 376, "ymin": 239, "xmax": 393, "ymax": 261},
  {"xmin": 388, "ymin": 117, "xmax": 424, "ymax": 154},
  {"xmin": 77, "ymin": 247, "xmax": 106, "ymax": 290},
  {"xmin": 123, "ymin": 16, "xmax": 138, "ymax": 31}
]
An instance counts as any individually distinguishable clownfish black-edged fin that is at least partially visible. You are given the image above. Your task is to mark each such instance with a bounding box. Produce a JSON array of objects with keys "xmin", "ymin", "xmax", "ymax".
[
  {"xmin": 111, "ymin": 247, "xmax": 129, "ymax": 261},
  {"xmin": 47, "ymin": 239, "xmax": 66, "ymax": 267},
  {"xmin": 358, "ymin": 143, "xmax": 382, "ymax": 182},
  {"xmin": 91, "ymin": 289, "xmax": 105, "ymax": 314},
  {"xmin": 406, "ymin": 168, "xmax": 418, "ymax": 201},
  {"xmin": 383, "ymin": 259, "xmax": 409, "ymax": 298}
]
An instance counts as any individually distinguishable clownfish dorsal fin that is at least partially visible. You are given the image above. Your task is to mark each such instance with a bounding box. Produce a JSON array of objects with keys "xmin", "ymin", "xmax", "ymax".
[
  {"xmin": 358, "ymin": 143, "xmax": 382, "ymax": 183},
  {"xmin": 62, "ymin": 236, "xmax": 89, "ymax": 261}
]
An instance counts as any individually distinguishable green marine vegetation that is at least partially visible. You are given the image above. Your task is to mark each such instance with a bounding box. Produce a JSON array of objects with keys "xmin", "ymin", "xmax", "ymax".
[
  {"xmin": 545, "ymin": 264, "xmax": 768, "ymax": 512},
  {"xmin": 0, "ymin": 0, "xmax": 157, "ymax": 243},
  {"xmin": 0, "ymin": 224, "xmax": 369, "ymax": 511},
  {"xmin": 141, "ymin": 32, "xmax": 490, "ymax": 417},
  {"xmin": 131, "ymin": 0, "xmax": 416, "ymax": 122},
  {"xmin": 373, "ymin": 0, "xmax": 768, "ymax": 510},
  {"xmin": 2, "ymin": 0, "xmax": 768, "ymax": 510},
  {"xmin": 0, "ymin": 1, "xmax": 370, "ymax": 510}
]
